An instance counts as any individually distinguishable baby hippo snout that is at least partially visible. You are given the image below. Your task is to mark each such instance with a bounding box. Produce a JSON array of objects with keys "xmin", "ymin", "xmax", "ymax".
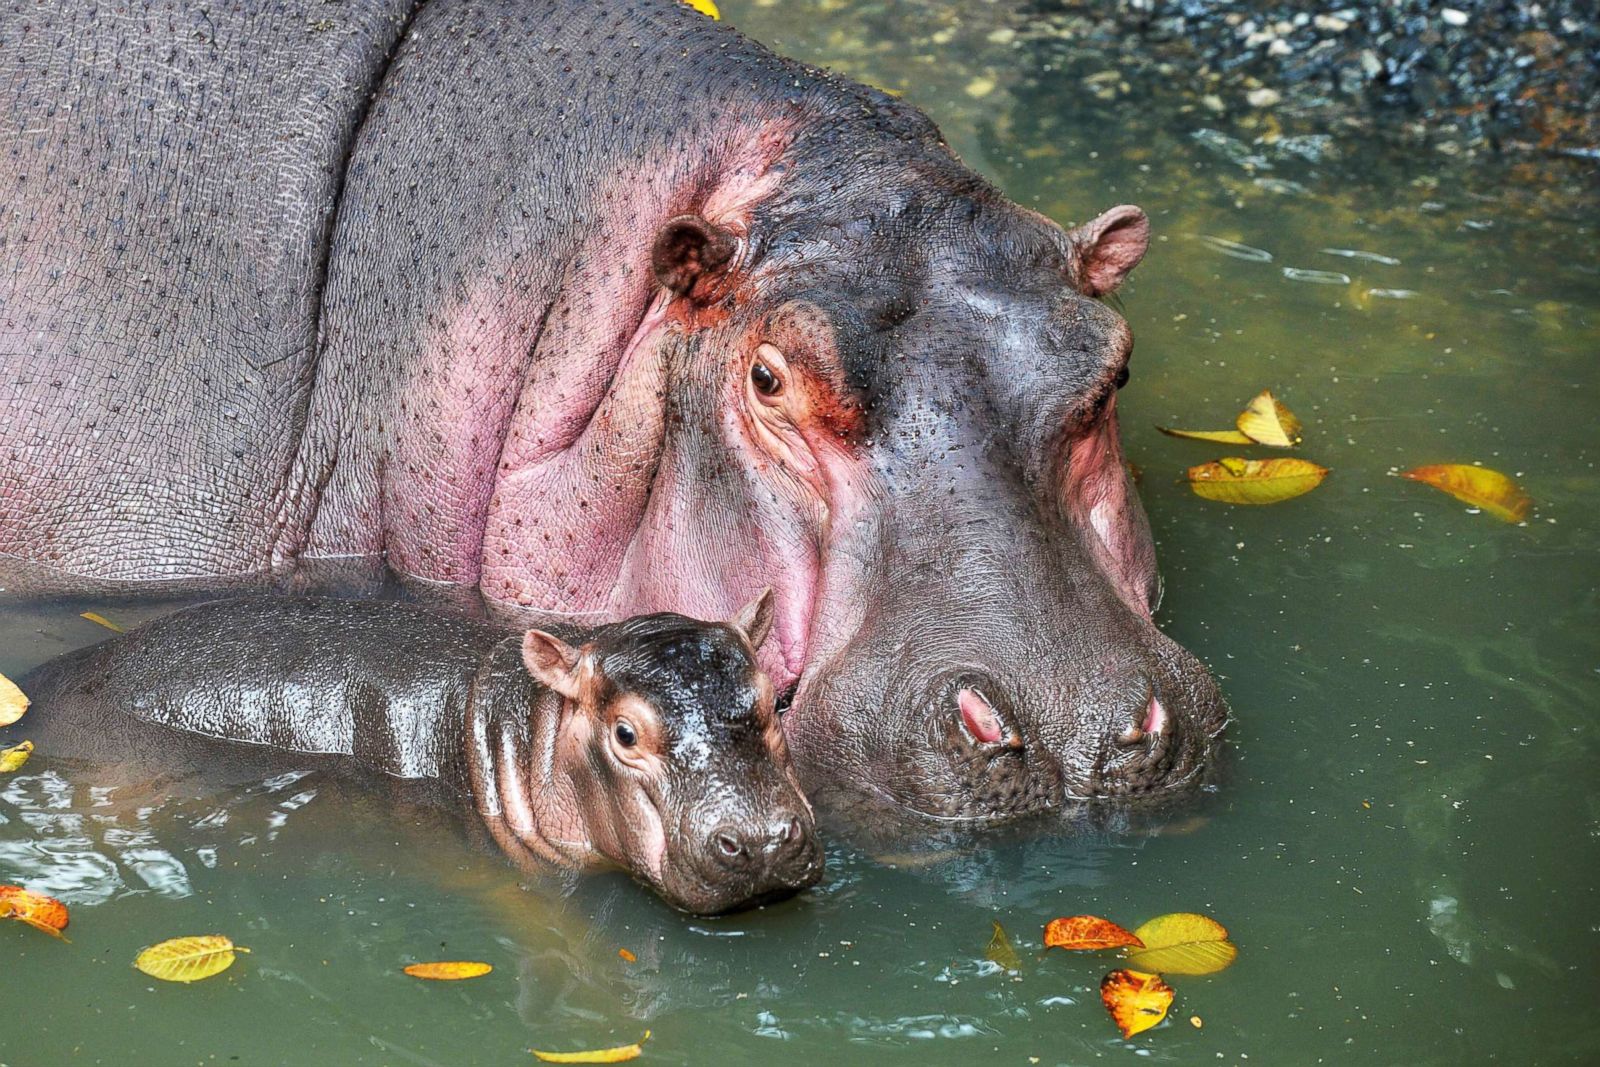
[
  {"xmin": 704, "ymin": 808, "xmax": 824, "ymax": 901},
  {"xmin": 711, "ymin": 813, "xmax": 807, "ymax": 867}
]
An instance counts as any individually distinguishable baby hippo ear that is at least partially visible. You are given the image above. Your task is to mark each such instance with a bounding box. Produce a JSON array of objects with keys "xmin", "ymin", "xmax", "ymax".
[
  {"xmin": 521, "ymin": 630, "xmax": 584, "ymax": 701},
  {"xmin": 1067, "ymin": 204, "xmax": 1150, "ymax": 297},
  {"xmin": 652, "ymin": 214, "xmax": 738, "ymax": 302},
  {"xmin": 728, "ymin": 587, "xmax": 775, "ymax": 651}
]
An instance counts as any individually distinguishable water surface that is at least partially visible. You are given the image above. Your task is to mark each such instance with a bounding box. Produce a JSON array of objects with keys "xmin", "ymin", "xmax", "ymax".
[{"xmin": 3, "ymin": 2, "xmax": 1596, "ymax": 1064}]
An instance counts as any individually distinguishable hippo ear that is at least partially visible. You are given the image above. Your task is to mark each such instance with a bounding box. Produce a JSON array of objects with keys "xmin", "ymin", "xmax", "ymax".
[
  {"xmin": 652, "ymin": 214, "xmax": 738, "ymax": 302},
  {"xmin": 521, "ymin": 630, "xmax": 584, "ymax": 701},
  {"xmin": 728, "ymin": 588, "xmax": 775, "ymax": 651},
  {"xmin": 1067, "ymin": 204, "xmax": 1150, "ymax": 297}
]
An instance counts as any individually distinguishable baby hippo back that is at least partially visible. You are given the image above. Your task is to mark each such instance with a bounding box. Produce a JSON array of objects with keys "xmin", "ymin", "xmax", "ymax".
[{"xmin": 21, "ymin": 598, "xmax": 505, "ymax": 780}]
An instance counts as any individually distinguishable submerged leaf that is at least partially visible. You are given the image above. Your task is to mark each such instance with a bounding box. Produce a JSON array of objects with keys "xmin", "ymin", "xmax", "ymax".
[
  {"xmin": 1100, "ymin": 968, "xmax": 1173, "ymax": 1038},
  {"xmin": 985, "ymin": 920, "xmax": 1022, "ymax": 972},
  {"xmin": 1235, "ymin": 390, "xmax": 1303, "ymax": 447},
  {"xmin": 134, "ymin": 935, "xmax": 249, "ymax": 983},
  {"xmin": 617, "ymin": 948, "xmax": 636, "ymax": 964},
  {"xmin": 404, "ymin": 961, "xmax": 493, "ymax": 981},
  {"xmin": 0, "ymin": 671, "xmax": 28, "ymax": 727},
  {"xmin": 1125, "ymin": 913, "xmax": 1238, "ymax": 975},
  {"xmin": 1400, "ymin": 464, "xmax": 1531, "ymax": 523},
  {"xmin": 0, "ymin": 885, "xmax": 70, "ymax": 938},
  {"xmin": 1156, "ymin": 426, "xmax": 1255, "ymax": 444},
  {"xmin": 533, "ymin": 1032, "xmax": 650, "ymax": 1063},
  {"xmin": 1187, "ymin": 457, "xmax": 1328, "ymax": 505},
  {"xmin": 0, "ymin": 739, "xmax": 32, "ymax": 773},
  {"xmin": 681, "ymin": 0, "xmax": 719, "ymax": 19},
  {"xmin": 1043, "ymin": 915, "xmax": 1144, "ymax": 951},
  {"xmin": 78, "ymin": 611, "xmax": 125, "ymax": 633}
]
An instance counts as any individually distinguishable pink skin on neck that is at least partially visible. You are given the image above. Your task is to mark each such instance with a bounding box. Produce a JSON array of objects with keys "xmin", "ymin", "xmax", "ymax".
[{"xmin": 1062, "ymin": 398, "xmax": 1158, "ymax": 620}]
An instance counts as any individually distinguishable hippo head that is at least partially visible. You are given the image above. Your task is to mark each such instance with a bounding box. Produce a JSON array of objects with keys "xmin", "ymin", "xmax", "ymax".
[
  {"xmin": 484, "ymin": 591, "xmax": 823, "ymax": 914},
  {"xmin": 613, "ymin": 162, "xmax": 1228, "ymax": 822},
  {"xmin": 465, "ymin": 101, "xmax": 1227, "ymax": 824}
]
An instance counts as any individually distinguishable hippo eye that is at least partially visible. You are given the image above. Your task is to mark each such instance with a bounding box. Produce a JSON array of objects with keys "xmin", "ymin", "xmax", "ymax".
[
  {"xmin": 750, "ymin": 359, "xmax": 782, "ymax": 397},
  {"xmin": 613, "ymin": 721, "xmax": 637, "ymax": 748}
]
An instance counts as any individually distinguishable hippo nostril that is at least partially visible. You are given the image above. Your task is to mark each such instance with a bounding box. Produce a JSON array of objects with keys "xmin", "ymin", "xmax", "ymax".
[
  {"xmin": 715, "ymin": 831, "xmax": 743, "ymax": 858},
  {"xmin": 1143, "ymin": 695, "xmax": 1168, "ymax": 736},
  {"xmin": 778, "ymin": 816, "xmax": 802, "ymax": 844},
  {"xmin": 957, "ymin": 687, "xmax": 1004, "ymax": 745}
]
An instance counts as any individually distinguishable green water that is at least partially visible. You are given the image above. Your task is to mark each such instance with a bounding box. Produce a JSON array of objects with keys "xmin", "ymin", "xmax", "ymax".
[{"xmin": 3, "ymin": 2, "xmax": 1597, "ymax": 1064}]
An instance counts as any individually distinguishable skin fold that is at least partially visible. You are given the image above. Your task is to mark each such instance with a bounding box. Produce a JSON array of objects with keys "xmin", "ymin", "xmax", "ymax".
[{"xmin": 0, "ymin": 0, "xmax": 1228, "ymax": 823}]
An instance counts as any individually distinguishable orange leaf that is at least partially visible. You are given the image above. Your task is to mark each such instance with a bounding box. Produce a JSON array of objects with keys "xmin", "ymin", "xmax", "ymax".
[
  {"xmin": 1187, "ymin": 456, "xmax": 1329, "ymax": 505},
  {"xmin": 617, "ymin": 948, "xmax": 636, "ymax": 963},
  {"xmin": 403, "ymin": 961, "xmax": 493, "ymax": 981},
  {"xmin": 1400, "ymin": 464, "xmax": 1530, "ymax": 523},
  {"xmin": 0, "ymin": 885, "xmax": 70, "ymax": 939},
  {"xmin": 78, "ymin": 611, "xmax": 125, "ymax": 633},
  {"xmin": 533, "ymin": 1031, "xmax": 649, "ymax": 1063},
  {"xmin": 1100, "ymin": 968, "xmax": 1173, "ymax": 1039},
  {"xmin": 1043, "ymin": 915, "xmax": 1144, "ymax": 951}
]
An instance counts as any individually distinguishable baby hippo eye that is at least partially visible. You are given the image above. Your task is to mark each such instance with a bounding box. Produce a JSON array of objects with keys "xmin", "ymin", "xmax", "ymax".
[
  {"xmin": 614, "ymin": 721, "xmax": 637, "ymax": 748},
  {"xmin": 750, "ymin": 358, "xmax": 782, "ymax": 397}
]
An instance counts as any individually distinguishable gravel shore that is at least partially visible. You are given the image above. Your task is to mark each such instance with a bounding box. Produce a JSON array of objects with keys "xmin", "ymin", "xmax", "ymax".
[{"xmin": 1024, "ymin": 1, "xmax": 1598, "ymax": 159}]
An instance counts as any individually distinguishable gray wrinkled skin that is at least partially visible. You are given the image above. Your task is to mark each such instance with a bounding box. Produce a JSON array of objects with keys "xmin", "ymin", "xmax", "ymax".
[{"xmin": 1, "ymin": 0, "xmax": 1229, "ymax": 825}]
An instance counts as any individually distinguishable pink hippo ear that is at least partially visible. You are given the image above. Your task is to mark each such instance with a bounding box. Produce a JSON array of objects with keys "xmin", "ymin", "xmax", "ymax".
[
  {"xmin": 652, "ymin": 214, "xmax": 738, "ymax": 302},
  {"xmin": 728, "ymin": 588, "xmax": 775, "ymax": 651},
  {"xmin": 1067, "ymin": 204, "xmax": 1150, "ymax": 297},
  {"xmin": 521, "ymin": 630, "xmax": 584, "ymax": 701}
]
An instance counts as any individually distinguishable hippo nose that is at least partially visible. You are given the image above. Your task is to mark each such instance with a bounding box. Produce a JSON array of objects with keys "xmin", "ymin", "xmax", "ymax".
[{"xmin": 709, "ymin": 814, "xmax": 809, "ymax": 871}]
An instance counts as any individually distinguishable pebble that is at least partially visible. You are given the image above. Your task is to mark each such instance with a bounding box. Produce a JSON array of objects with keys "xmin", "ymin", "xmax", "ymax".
[{"xmin": 1247, "ymin": 87, "xmax": 1283, "ymax": 107}]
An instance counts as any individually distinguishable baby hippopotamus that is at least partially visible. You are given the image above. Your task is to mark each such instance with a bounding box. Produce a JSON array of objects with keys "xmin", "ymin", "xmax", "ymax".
[{"xmin": 10, "ymin": 593, "xmax": 822, "ymax": 915}]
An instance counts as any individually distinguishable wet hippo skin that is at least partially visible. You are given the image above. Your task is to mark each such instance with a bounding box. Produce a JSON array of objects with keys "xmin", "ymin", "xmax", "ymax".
[
  {"xmin": 10, "ymin": 594, "xmax": 822, "ymax": 914},
  {"xmin": 0, "ymin": 0, "xmax": 1227, "ymax": 822}
]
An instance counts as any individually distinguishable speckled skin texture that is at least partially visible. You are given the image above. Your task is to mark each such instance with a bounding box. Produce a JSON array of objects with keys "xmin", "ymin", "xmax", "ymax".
[
  {"xmin": 0, "ymin": 0, "xmax": 1227, "ymax": 821},
  {"xmin": 12, "ymin": 596, "xmax": 822, "ymax": 914}
]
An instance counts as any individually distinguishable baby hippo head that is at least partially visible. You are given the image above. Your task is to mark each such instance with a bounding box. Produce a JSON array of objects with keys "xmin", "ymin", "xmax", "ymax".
[{"xmin": 512, "ymin": 591, "xmax": 823, "ymax": 915}]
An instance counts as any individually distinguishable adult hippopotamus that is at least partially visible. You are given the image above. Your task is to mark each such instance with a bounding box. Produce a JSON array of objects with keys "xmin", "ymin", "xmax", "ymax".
[
  {"xmin": 9, "ymin": 593, "xmax": 822, "ymax": 914},
  {"xmin": 0, "ymin": 0, "xmax": 1228, "ymax": 820}
]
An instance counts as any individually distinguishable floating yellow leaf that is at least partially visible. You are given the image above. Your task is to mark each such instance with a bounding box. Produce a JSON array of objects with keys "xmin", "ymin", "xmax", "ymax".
[
  {"xmin": 403, "ymin": 960, "xmax": 493, "ymax": 981},
  {"xmin": 1235, "ymin": 390, "xmax": 1302, "ymax": 447},
  {"xmin": 0, "ymin": 885, "xmax": 70, "ymax": 939},
  {"xmin": 1100, "ymin": 968, "xmax": 1173, "ymax": 1039},
  {"xmin": 78, "ymin": 611, "xmax": 125, "ymax": 633},
  {"xmin": 985, "ymin": 920, "xmax": 1022, "ymax": 971},
  {"xmin": 1043, "ymin": 915, "xmax": 1144, "ymax": 951},
  {"xmin": 1187, "ymin": 456, "xmax": 1328, "ymax": 505},
  {"xmin": 0, "ymin": 671, "xmax": 28, "ymax": 726},
  {"xmin": 0, "ymin": 739, "xmax": 32, "ymax": 773},
  {"xmin": 1125, "ymin": 913, "xmax": 1238, "ymax": 976},
  {"xmin": 1156, "ymin": 426, "xmax": 1254, "ymax": 444},
  {"xmin": 134, "ymin": 935, "xmax": 250, "ymax": 982},
  {"xmin": 681, "ymin": 0, "xmax": 718, "ymax": 19},
  {"xmin": 533, "ymin": 1031, "xmax": 650, "ymax": 1063},
  {"xmin": 1400, "ymin": 464, "xmax": 1531, "ymax": 523}
]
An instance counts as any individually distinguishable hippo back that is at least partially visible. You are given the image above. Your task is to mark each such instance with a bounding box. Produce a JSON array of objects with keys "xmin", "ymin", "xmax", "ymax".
[{"xmin": 19, "ymin": 597, "xmax": 506, "ymax": 781}]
